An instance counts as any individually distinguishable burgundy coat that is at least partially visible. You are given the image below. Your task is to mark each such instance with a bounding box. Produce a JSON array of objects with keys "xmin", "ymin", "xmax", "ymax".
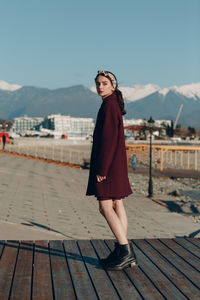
[{"xmin": 86, "ymin": 92, "xmax": 132, "ymax": 198}]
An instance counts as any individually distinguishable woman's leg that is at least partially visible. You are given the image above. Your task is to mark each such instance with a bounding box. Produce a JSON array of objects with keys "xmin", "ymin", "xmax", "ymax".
[
  {"xmin": 99, "ymin": 200, "xmax": 128, "ymax": 245},
  {"xmin": 113, "ymin": 199, "xmax": 128, "ymax": 237}
]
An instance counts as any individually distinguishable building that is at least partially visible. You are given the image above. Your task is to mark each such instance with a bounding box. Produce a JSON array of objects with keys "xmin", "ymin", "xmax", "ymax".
[
  {"xmin": 11, "ymin": 116, "xmax": 43, "ymax": 133},
  {"xmin": 123, "ymin": 118, "xmax": 171, "ymax": 139},
  {"xmin": 123, "ymin": 118, "xmax": 171, "ymax": 127},
  {"xmin": 123, "ymin": 118, "xmax": 146, "ymax": 127},
  {"xmin": 42, "ymin": 114, "xmax": 94, "ymax": 136},
  {"xmin": 10, "ymin": 114, "xmax": 94, "ymax": 137}
]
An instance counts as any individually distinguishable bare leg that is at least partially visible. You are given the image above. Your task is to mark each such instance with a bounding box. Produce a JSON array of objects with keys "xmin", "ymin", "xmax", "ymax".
[
  {"xmin": 99, "ymin": 200, "xmax": 128, "ymax": 245},
  {"xmin": 113, "ymin": 199, "xmax": 128, "ymax": 237}
]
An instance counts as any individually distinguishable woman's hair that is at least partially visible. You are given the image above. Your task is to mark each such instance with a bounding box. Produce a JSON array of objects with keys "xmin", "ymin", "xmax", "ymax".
[
  {"xmin": 115, "ymin": 88, "xmax": 126, "ymax": 115},
  {"xmin": 95, "ymin": 70, "xmax": 126, "ymax": 115}
]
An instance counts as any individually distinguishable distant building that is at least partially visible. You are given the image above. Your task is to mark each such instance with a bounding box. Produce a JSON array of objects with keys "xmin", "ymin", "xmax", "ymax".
[
  {"xmin": 10, "ymin": 114, "xmax": 94, "ymax": 136},
  {"xmin": 123, "ymin": 118, "xmax": 171, "ymax": 139},
  {"xmin": 123, "ymin": 118, "xmax": 171, "ymax": 127},
  {"xmin": 42, "ymin": 114, "xmax": 94, "ymax": 136},
  {"xmin": 11, "ymin": 115, "xmax": 43, "ymax": 133},
  {"xmin": 123, "ymin": 118, "xmax": 145, "ymax": 127}
]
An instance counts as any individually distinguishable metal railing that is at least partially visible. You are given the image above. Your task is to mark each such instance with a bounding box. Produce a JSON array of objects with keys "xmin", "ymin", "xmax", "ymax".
[
  {"xmin": 4, "ymin": 140, "xmax": 200, "ymax": 171},
  {"xmin": 5, "ymin": 143, "xmax": 90, "ymax": 166}
]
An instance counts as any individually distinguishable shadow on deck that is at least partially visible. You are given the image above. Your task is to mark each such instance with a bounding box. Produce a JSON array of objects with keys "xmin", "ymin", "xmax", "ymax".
[{"xmin": 0, "ymin": 238, "xmax": 200, "ymax": 299}]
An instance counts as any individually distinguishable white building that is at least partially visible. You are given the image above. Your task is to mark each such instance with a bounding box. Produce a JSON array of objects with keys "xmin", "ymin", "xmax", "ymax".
[
  {"xmin": 11, "ymin": 116, "xmax": 43, "ymax": 133},
  {"xmin": 123, "ymin": 118, "xmax": 171, "ymax": 127},
  {"xmin": 123, "ymin": 118, "xmax": 146, "ymax": 127},
  {"xmin": 43, "ymin": 114, "xmax": 94, "ymax": 136}
]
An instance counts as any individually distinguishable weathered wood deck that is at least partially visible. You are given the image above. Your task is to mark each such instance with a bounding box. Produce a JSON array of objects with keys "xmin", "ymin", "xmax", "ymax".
[{"xmin": 0, "ymin": 238, "xmax": 200, "ymax": 299}]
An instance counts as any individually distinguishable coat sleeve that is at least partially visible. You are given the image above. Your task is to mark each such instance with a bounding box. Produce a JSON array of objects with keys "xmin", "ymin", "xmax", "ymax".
[{"xmin": 96, "ymin": 101, "xmax": 119, "ymax": 176}]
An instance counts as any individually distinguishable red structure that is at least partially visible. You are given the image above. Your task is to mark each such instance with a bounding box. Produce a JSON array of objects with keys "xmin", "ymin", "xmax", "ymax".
[
  {"xmin": 124, "ymin": 125, "xmax": 166, "ymax": 138},
  {"xmin": 0, "ymin": 132, "xmax": 10, "ymax": 144}
]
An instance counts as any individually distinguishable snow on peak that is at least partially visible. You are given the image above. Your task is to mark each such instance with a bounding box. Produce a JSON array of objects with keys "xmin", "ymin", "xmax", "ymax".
[
  {"xmin": 91, "ymin": 81, "xmax": 200, "ymax": 101},
  {"xmin": 0, "ymin": 80, "xmax": 22, "ymax": 91},
  {"xmin": 158, "ymin": 88, "xmax": 169, "ymax": 96},
  {"xmin": 91, "ymin": 84, "xmax": 160, "ymax": 102},
  {"xmin": 171, "ymin": 83, "xmax": 200, "ymax": 99},
  {"xmin": 159, "ymin": 83, "xmax": 200, "ymax": 99},
  {"xmin": 120, "ymin": 84, "xmax": 160, "ymax": 102}
]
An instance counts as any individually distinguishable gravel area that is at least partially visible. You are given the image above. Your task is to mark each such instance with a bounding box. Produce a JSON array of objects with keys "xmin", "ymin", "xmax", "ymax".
[{"xmin": 128, "ymin": 172, "xmax": 200, "ymax": 224}]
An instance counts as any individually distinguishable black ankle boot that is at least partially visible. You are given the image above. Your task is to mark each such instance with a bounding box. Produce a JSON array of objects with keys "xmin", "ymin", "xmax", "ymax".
[
  {"xmin": 99, "ymin": 242, "xmax": 119, "ymax": 267},
  {"xmin": 105, "ymin": 243, "xmax": 137, "ymax": 271},
  {"xmin": 129, "ymin": 240, "xmax": 138, "ymax": 266}
]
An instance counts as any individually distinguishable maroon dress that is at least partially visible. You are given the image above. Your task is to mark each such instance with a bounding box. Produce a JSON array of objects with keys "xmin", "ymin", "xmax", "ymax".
[{"xmin": 86, "ymin": 92, "xmax": 132, "ymax": 199}]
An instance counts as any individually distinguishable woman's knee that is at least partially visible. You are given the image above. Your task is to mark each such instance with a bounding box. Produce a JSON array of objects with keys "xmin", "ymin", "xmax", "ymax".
[
  {"xmin": 99, "ymin": 200, "xmax": 113, "ymax": 216},
  {"xmin": 113, "ymin": 199, "xmax": 123, "ymax": 210}
]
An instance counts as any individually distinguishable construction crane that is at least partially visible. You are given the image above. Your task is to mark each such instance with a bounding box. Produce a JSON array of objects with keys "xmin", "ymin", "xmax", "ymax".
[{"xmin": 174, "ymin": 104, "xmax": 183, "ymax": 129}]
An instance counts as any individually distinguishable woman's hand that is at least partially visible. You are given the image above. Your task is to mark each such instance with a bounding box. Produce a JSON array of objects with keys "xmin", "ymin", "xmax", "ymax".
[{"xmin": 97, "ymin": 175, "xmax": 106, "ymax": 182}]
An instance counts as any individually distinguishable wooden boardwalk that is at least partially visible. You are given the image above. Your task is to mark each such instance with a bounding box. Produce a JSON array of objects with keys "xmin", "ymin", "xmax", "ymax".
[{"xmin": 0, "ymin": 238, "xmax": 200, "ymax": 300}]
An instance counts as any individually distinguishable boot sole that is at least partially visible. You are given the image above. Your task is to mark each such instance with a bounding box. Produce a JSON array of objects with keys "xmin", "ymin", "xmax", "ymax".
[{"xmin": 105, "ymin": 258, "xmax": 137, "ymax": 271}]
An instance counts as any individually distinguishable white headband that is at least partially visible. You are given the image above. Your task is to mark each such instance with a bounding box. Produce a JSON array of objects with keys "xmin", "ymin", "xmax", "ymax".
[{"xmin": 97, "ymin": 70, "xmax": 118, "ymax": 89}]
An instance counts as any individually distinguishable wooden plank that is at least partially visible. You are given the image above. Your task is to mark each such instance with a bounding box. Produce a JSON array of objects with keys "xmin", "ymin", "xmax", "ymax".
[
  {"xmin": 1, "ymin": 238, "xmax": 198, "ymax": 300},
  {"xmin": 165, "ymin": 239, "xmax": 200, "ymax": 271},
  {"xmin": 78, "ymin": 239, "xmax": 120, "ymax": 300},
  {"xmin": 92, "ymin": 239, "xmax": 142, "ymax": 300},
  {"xmin": 175, "ymin": 238, "xmax": 200, "ymax": 259},
  {"xmin": 0, "ymin": 240, "xmax": 5, "ymax": 258},
  {"xmin": 0, "ymin": 241, "xmax": 19, "ymax": 300},
  {"xmin": 155, "ymin": 239, "xmax": 200, "ymax": 288},
  {"xmin": 32, "ymin": 240, "xmax": 53, "ymax": 300},
  {"xmin": 63, "ymin": 240, "xmax": 98, "ymax": 300},
  {"xmin": 105, "ymin": 240, "xmax": 165, "ymax": 300},
  {"xmin": 10, "ymin": 241, "xmax": 33, "ymax": 300},
  {"xmin": 132, "ymin": 239, "xmax": 187, "ymax": 300},
  {"xmin": 187, "ymin": 238, "xmax": 200, "ymax": 248},
  {"xmin": 144, "ymin": 239, "xmax": 200, "ymax": 298},
  {"xmin": 49, "ymin": 240, "xmax": 76, "ymax": 300}
]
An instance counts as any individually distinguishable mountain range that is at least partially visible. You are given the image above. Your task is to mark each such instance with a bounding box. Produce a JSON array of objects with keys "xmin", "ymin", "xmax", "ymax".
[{"xmin": 0, "ymin": 80, "xmax": 200, "ymax": 127}]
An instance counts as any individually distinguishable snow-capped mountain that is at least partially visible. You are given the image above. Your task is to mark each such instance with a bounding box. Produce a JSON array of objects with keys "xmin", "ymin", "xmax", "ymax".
[
  {"xmin": 1, "ymin": 79, "xmax": 200, "ymax": 100},
  {"xmin": 91, "ymin": 84, "xmax": 160, "ymax": 102},
  {"xmin": 1, "ymin": 80, "xmax": 200, "ymax": 127},
  {"xmin": 0, "ymin": 80, "xmax": 22, "ymax": 91},
  {"xmin": 91, "ymin": 82, "xmax": 200, "ymax": 102},
  {"xmin": 125, "ymin": 84, "xmax": 200, "ymax": 127},
  {"xmin": 119, "ymin": 84, "xmax": 160, "ymax": 102},
  {"xmin": 91, "ymin": 82, "xmax": 200, "ymax": 127},
  {"xmin": 158, "ymin": 83, "xmax": 200, "ymax": 99}
]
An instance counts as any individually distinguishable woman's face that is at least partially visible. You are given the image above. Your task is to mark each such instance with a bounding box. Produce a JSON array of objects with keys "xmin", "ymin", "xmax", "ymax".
[{"xmin": 95, "ymin": 75, "xmax": 115, "ymax": 99}]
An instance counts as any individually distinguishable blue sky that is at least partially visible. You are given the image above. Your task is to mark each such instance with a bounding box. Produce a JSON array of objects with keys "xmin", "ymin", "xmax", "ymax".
[{"xmin": 0, "ymin": 0, "xmax": 199, "ymax": 89}]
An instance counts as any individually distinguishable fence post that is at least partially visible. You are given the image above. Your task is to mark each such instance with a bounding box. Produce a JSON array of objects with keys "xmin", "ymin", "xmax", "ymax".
[
  {"xmin": 42, "ymin": 145, "xmax": 45, "ymax": 159},
  {"xmin": 69, "ymin": 150, "xmax": 72, "ymax": 164},
  {"xmin": 35, "ymin": 145, "xmax": 37, "ymax": 158},
  {"xmin": 195, "ymin": 150, "xmax": 198, "ymax": 171},
  {"xmin": 170, "ymin": 151, "xmax": 173, "ymax": 164},
  {"xmin": 187, "ymin": 151, "xmax": 190, "ymax": 169},
  {"xmin": 174, "ymin": 151, "xmax": 177, "ymax": 166},
  {"xmin": 126, "ymin": 146, "xmax": 130, "ymax": 169},
  {"xmin": 60, "ymin": 147, "xmax": 63, "ymax": 162},
  {"xmin": 154, "ymin": 149, "xmax": 157, "ymax": 168},
  {"xmin": 52, "ymin": 145, "xmax": 55, "ymax": 161},
  {"xmin": 146, "ymin": 147, "xmax": 148, "ymax": 165},
  {"xmin": 160, "ymin": 148, "xmax": 164, "ymax": 171},
  {"xmin": 79, "ymin": 151, "xmax": 82, "ymax": 165},
  {"xmin": 180, "ymin": 151, "xmax": 183, "ymax": 167}
]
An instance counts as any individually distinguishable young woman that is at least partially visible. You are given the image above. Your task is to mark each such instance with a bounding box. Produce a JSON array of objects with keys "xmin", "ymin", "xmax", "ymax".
[{"xmin": 86, "ymin": 70, "xmax": 137, "ymax": 270}]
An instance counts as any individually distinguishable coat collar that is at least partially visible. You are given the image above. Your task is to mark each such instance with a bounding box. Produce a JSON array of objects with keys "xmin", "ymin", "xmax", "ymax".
[{"xmin": 103, "ymin": 92, "xmax": 117, "ymax": 102}]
